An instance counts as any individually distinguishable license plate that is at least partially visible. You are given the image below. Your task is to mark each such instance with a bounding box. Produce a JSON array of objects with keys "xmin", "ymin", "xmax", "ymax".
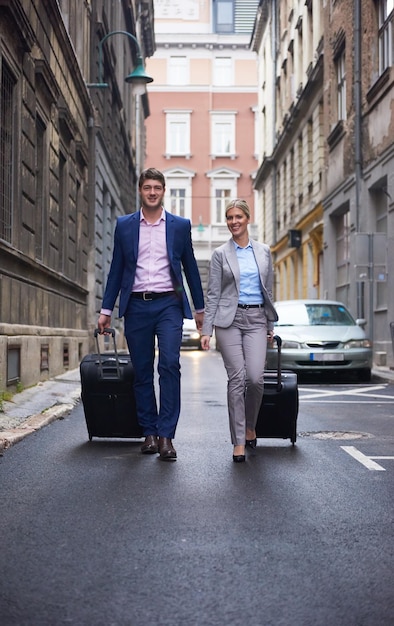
[{"xmin": 309, "ymin": 352, "xmax": 344, "ymax": 362}]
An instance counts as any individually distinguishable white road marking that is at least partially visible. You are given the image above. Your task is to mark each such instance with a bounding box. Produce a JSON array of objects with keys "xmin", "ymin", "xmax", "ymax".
[
  {"xmin": 300, "ymin": 400, "xmax": 394, "ymax": 403},
  {"xmin": 341, "ymin": 445, "xmax": 394, "ymax": 471},
  {"xmin": 300, "ymin": 384, "xmax": 393, "ymax": 401}
]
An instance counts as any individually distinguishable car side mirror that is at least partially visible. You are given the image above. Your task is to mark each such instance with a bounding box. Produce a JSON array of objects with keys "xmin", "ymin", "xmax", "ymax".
[{"xmin": 356, "ymin": 318, "xmax": 367, "ymax": 328}]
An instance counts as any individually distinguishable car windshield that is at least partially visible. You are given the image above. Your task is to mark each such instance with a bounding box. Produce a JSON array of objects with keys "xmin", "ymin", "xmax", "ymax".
[{"xmin": 276, "ymin": 303, "xmax": 356, "ymax": 326}]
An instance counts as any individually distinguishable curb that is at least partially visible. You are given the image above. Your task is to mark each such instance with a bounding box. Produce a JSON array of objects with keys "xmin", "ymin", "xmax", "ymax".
[
  {"xmin": 0, "ymin": 392, "xmax": 80, "ymax": 454},
  {"xmin": 372, "ymin": 368, "xmax": 394, "ymax": 384}
]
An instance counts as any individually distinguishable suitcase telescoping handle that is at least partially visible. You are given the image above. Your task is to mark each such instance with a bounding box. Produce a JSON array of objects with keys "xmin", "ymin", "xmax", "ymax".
[
  {"xmin": 94, "ymin": 328, "xmax": 121, "ymax": 379},
  {"xmin": 272, "ymin": 334, "xmax": 282, "ymax": 391}
]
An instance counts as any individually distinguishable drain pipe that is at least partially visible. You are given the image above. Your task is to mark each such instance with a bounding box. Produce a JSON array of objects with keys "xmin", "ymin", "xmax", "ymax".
[
  {"xmin": 354, "ymin": 0, "xmax": 362, "ymax": 234},
  {"xmin": 354, "ymin": 1, "xmax": 370, "ymax": 335},
  {"xmin": 272, "ymin": 0, "xmax": 278, "ymax": 243}
]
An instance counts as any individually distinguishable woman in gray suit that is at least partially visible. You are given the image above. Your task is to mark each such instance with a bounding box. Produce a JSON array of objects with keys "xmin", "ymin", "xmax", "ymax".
[{"xmin": 201, "ymin": 199, "xmax": 278, "ymax": 463}]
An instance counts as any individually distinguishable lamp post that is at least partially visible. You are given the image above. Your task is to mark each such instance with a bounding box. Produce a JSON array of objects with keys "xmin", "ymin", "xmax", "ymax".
[
  {"xmin": 86, "ymin": 30, "xmax": 153, "ymax": 217},
  {"xmin": 86, "ymin": 30, "xmax": 153, "ymax": 88}
]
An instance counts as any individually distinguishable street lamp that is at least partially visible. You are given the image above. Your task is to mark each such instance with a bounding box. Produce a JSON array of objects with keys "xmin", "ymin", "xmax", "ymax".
[{"xmin": 86, "ymin": 30, "xmax": 153, "ymax": 89}]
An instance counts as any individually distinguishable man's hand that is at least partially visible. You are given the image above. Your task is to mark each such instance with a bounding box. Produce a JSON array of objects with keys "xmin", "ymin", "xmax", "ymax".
[
  {"xmin": 97, "ymin": 314, "xmax": 112, "ymax": 333},
  {"xmin": 194, "ymin": 311, "xmax": 204, "ymax": 332}
]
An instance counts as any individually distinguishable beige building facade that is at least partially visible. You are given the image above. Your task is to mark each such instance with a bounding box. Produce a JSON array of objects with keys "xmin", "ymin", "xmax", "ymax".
[{"xmin": 252, "ymin": 0, "xmax": 325, "ymax": 304}]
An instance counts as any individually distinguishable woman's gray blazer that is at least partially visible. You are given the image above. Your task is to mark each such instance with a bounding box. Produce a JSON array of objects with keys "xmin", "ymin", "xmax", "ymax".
[{"xmin": 201, "ymin": 238, "xmax": 278, "ymax": 336}]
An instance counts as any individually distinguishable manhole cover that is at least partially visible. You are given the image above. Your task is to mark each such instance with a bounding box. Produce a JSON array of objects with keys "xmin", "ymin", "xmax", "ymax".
[{"xmin": 298, "ymin": 431, "xmax": 373, "ymax": 440}]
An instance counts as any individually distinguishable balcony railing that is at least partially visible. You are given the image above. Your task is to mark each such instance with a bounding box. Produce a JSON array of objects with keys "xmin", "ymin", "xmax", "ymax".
[{"xmin": 191, "ymin": 223, "xmax": 259, "ymax": 260}]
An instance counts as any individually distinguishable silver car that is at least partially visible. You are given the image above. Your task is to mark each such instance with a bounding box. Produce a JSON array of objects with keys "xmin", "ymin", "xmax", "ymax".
[{"xmin": 266, "ymin": 299, "xmax": 372, "ymax": 381}]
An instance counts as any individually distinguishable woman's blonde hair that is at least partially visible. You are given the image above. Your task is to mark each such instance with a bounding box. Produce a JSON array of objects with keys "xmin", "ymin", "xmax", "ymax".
[{"xmin": 225, "ymin": 199, "xmax": 251, "ymax": 219}]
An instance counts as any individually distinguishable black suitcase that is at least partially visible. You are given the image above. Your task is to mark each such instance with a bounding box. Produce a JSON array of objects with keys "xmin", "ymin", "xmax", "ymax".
[
  {"xmin": 256, "ymin": 335, "xmax": 299, "ymax": 445},
  {"xmin": 80, "ymin": 329, "xmax": 143, "ymax": 441}
]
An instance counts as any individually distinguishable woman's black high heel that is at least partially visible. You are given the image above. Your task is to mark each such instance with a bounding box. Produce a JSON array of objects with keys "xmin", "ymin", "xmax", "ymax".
[
  {"xmin": 245, "ymin": 438, "xmax": 257, "ymax": 449},
  {"xmin": 233, "ymin": 445, "xmax": 246, "ymax": 462},
  {"xmin": 233, "ymin": 454, "xmax": 246, "ymax": 463}
]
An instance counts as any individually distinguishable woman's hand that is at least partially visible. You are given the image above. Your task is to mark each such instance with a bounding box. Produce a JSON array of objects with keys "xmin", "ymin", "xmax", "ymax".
[{"xmin": 200, "ymin": 335, "xmax": 211, "ymax": 351}]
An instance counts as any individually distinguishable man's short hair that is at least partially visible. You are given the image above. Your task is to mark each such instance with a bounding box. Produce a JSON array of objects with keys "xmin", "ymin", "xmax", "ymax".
[{"xmin": 138, "ymin": 168, "xmax": 165, "ymax": 189}]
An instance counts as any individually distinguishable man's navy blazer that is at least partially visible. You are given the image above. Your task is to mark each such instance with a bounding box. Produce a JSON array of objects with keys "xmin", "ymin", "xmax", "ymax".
[{"xmin": 102, "ymin": 210, "xmax": 204, "ymax": 319}]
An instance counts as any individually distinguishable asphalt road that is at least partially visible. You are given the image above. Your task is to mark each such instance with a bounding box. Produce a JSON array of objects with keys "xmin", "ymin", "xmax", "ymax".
[{"xmin": 1, "ymin": 349, "xmax": 394, "ymax": 626}]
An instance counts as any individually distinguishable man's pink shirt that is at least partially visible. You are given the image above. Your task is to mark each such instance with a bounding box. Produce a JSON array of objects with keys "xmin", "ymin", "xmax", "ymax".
[{"xmin": 101, "ymin": 209, "xmax": 172, "ymax": 316}]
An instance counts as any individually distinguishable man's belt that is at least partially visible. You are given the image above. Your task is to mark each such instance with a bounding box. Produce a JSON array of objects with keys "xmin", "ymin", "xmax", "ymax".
[{"xmin": 131, "ymin": 291, "xmax": 176, "ymax": 301}]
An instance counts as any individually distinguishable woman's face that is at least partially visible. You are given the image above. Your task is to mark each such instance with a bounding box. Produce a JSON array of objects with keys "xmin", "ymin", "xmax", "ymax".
[{"xmin": 226, "ymin": 206, "xmax": 250, "ymax": 239}]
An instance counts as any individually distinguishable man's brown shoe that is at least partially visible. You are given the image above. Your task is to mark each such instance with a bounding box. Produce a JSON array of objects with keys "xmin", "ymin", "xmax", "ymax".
[
  {"xmin": 158, "ymin": 437, "xmax": 177, "ymax": 461},
  {"xmin": 141, "ymin": 435, "xmax": 159, "ymax": 454}
]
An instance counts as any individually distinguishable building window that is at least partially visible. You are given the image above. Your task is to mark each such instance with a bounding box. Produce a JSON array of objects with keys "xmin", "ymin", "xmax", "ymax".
[
  {"xmin": 378, "ymin": 0, "xmax": 394, "ymax": 74},
  {"xmin": 336, "ymin": 49, "xmax": 346, "ymax": 121},
  {"xmin": 7, "ymin": 346, "xmax": 20, "ymax": 385},
  {"xmin": 40, "ymin": 345, "xmax": 49, "ymax": 371},
  {"xmin": 170, "ymin": 189, "xmax": 186, "ymax": 218},
  {"xmin": 281, "ymin": 161, "xmax": 287, "ymax": 227},
  {"xmin": 0, "ymin": 60, "xmax": 15, "ymax": 244},
  {"xmin": 372, "ymin": 184, "xmax": 388, "ymax": 308},
  {"xmin": 164, "ymin": 170, "xmax": 194, "ymax": 221},
  {"xmin": 207, "ymin": 170, "xmax": 239, "ymax": 224},
  {"xmin": 211, "ymin": 113, "xmax": 236, "ymax": 157},
  {"xmin": 213, "ymin": 57, "xmax": 233, "ymax": 86},
  {"xmin": 35, "ymin": 116, "xmax": 46, "ymax": 261},
  {"xmin": 165, "ymin": 111, "xmax": 191, "ymax": 157},
  {"xmin": 215, "ymin": 188, "xmax": 232, "ymax": 223},
  {"xmin": 214, "ymin": 0, "xmax": 234, "ymax": 33},
  {"xmin": 336, "ymin": 211, "xmax": 350, "ymax": 263},
  {"xmin": 297, "ymin": 134, "xmax": 303, "ymax": 206},
  {"xmin": 101, "ymin": 187, "xmax": 116, "ymax": 286},
  {"xmin": 335, "ymin": 210, "xmax": 350, "ymax": 292},
  {"xmin": 59, "ymin": 152, "xmax": 67, "ymax": 273},
  {"xmin": 307, "ymin": 119, "xmax": 313, "ymax": 193},
  {"xmin": 168, "ymin": 56, "xmax": 189, "ymax": 85},
  {"xmin": 289, "ymin": 148, "xmax": 295, "ymax": 209},
  {"xmin": 63, "ymin": 343, "xmax": 69, "ymax": 368}
]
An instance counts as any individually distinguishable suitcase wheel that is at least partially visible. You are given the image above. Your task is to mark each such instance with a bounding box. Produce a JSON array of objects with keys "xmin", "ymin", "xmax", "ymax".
[{"xmin": 291, "ymin": 427, "xmax": 297, "ymax": 446}]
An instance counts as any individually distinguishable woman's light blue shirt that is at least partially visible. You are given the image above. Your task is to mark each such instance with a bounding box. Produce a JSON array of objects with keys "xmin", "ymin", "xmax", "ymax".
[{"xmin": 234, "ymin": 241, "xmax": 264, "ymax": 305}]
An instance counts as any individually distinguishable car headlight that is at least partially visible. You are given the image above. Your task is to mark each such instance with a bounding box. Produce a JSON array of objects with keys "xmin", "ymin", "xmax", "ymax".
[
  {"xmin": 343, "ymin": 339, "xmax": 372, "ymax": 349},
  {"xmin": 281, "ymin": 340, "xmax": 301, "ymax": 349},
  {"xmin": 190, "ymin": 332, "xmax": 200, "ymax": 340}
]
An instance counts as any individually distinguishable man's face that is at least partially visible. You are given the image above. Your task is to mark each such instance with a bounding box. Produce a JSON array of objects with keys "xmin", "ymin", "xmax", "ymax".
[{"xmin": 139, "ymin": 178, "xmax": 165, "ymax": 212}]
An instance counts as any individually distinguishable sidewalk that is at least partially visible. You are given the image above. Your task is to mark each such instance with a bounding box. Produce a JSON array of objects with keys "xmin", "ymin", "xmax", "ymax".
[
  {"xmin": 0, "ymin": 368, "xmax": 81, "ymax": 453},
  {"xmin": 1, "ymin": 364, "xmax": 393, "ymax": 453}
]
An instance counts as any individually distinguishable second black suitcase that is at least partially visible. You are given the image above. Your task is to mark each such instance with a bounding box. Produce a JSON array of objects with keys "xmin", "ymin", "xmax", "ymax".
[
  {"xmin": 255, "ymin": 335, "xmax": 299, "ymax": 445},
  {"xmin": 80, "ymin": 329, "xmax": 143, "ymax": 441}
]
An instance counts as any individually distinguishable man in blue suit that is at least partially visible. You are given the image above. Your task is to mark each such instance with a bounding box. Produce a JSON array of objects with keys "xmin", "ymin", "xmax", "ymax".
[{"xmin": 97, "ymin": 168, "xmax": 204, "ymax": 460}]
